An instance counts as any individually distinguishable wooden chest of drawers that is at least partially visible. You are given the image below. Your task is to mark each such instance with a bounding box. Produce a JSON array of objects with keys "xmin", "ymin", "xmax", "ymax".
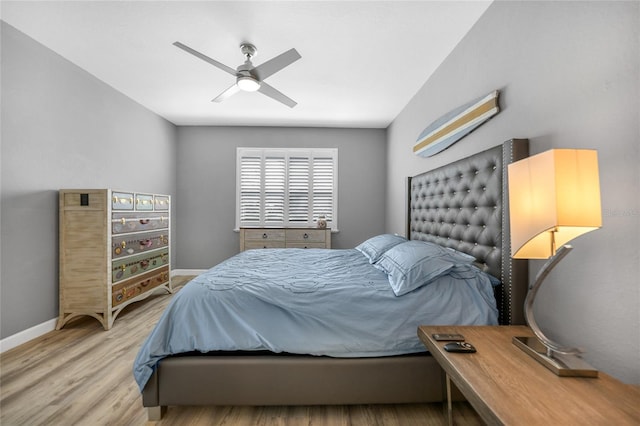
[
  {"xmin": 240, "ymin": 228, "xmax": 331, "ymax": 251},
  {"xmin": 57, "ymin": 189, "xmax": 172, "ymax": 330}
]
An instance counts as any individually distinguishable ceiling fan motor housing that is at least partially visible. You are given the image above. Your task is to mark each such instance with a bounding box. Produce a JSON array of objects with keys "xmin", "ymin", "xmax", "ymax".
[{"xmin": 235, "ymin": 62, "xmax": 260, "ymax": 91}]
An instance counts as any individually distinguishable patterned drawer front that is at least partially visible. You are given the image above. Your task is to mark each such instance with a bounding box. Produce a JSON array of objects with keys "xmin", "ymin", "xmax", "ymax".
[
  {"xmin": 112, "ymin": 248, "xmax": 169, "ymax": 283},
  {"xmin": 243, "ymin": 229, "xmax": 286, "ymax": 241},
  {"xmin": 154, "ymin": 195, "xmax": 170, "ymax": 211},
  {"xmin": 112, "ymin": 212, "xmax": 169, "ymax": 234},
  {"xmin": 135, "ymin": 194, "xmax": 154, "ymax": 211},
  {"xmin": 112, "ymin": 192, "xmax": 135, "ymax": 210},
  {"xmin": 286, "ymin": 242, "xmax": 327, "ymax": 249},
  {"xmin": 244, "ymin": 241, "xmax": 286, "ymax": 250},
  {"xmin": 112, "ymin": 230, "xmax": 169, "ymax": 259},
  {"xmin": 112, "ymin": 266, "xmax": 169, "ymax": 307},
  {"xmin": 286, "ymin": 229, "xmax": 326, "ymax": 243}
]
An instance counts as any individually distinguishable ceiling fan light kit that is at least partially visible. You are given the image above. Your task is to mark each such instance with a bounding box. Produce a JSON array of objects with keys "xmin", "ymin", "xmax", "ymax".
[
  {"xmin": 173, "ymin": 41, "xmax": 301, "ymax": 107},
  {"xmin": 237, "ymin": 76, "xmax": 260, "ymax": 92}
]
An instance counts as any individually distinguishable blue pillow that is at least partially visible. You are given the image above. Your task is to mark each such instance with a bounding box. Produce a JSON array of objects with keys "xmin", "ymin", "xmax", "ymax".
[
  {"xmin": 355, "ymin": 234, "xmax": 407, "ymax": 264},
  {"xmin": 376, "ymin": 240, "xmax": 476, "ymax": 296}
]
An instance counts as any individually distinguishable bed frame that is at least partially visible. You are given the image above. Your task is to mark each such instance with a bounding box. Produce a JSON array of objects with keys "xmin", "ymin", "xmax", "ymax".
[{"xmin": 142, "ymin": 139, "xmax": 529, "ymax": 420}]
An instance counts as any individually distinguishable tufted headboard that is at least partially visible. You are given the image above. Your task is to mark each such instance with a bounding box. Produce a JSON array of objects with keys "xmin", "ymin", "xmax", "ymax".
[{"xmin": 407, "ymin": 139, "xmax": 529, "ymax": 325}]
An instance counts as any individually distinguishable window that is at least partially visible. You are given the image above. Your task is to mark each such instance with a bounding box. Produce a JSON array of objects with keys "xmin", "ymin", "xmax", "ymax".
[{"xmin": 236, "ymin": 148, "xmax": 338, "ymax": 230}]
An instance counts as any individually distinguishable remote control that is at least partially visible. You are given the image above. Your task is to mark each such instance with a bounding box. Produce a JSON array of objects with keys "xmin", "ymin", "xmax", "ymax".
[
  {"xmin": 432, "ymin": 333, "xmax": 465, "ymax": 341},
  {"xmin": 443, "ymin": 342, "xmax": 477, "ymax": 353}
]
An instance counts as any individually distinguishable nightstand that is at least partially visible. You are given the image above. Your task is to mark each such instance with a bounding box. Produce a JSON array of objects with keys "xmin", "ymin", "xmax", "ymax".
[{"xmin": 418, "ymin": 325, "xmax": 640, "ymax": 425}]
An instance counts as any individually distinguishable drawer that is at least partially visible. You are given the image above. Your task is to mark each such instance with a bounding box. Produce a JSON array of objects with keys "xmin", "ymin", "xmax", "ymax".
[
  {"xmin": 286, "ymin": 242, "xmax": 328, "ymax": 249},
  {"xmin": 112, "ymin": 212, "xmax": 169, "ymax": 234},
  {"xmin": 286, "ymin": 229, "xmax": 326, "ymax": 243},
  {"xmin": 112, "ymin": 266, "xmax": 169, "ymax": 307},
  {"xmin": 112, "ymin": 192, "xmax": 135, "ymax": 210},
  {"xmin": 135, "ymin": 194, "xmax": 154, "ymax": 211},
  {"xmin": 112, "ymin": 230, "xmax": 169, "ymax": 259},
  {"xmin": 112, "ymin": 248, "xmax": 169, "ymax": 283},
  {"xmin": 244, "ymin": 241, "xmax": 286, "ymax": 250},
  {"xmin": 154, "ymin": 195, "xmax": 170, "ymax": 211},
  {"xmin": 243, "ymin": 229, "xmax": 286, "ymax": 241}
]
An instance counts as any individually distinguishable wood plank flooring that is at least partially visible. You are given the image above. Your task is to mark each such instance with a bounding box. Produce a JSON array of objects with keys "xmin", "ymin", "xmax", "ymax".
[{"xmin": 0, "ymin": 276, "xmax": 483, "ymax": 425}]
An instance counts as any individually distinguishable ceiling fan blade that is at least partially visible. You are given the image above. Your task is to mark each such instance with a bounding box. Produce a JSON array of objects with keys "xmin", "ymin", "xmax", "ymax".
[
  {"xmin": 257, "ymin": 81, "xmax": 297, "ymax": 108},
  {"xmin": 212, "ymin": 84, "xmax": 241, "ymax": 103},
  {"xmin": 173, "ymin": 41, "xmax": 237, "ymax": 76},
  {"xmin": 252, "ymin": 48, "xmax": 301, "ymax": 80}
]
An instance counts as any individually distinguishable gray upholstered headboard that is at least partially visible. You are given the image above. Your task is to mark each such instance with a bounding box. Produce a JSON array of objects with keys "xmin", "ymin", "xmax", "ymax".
[{"xmin": 406, "ymin": 139, "xmax": 529, "ymax": 325}]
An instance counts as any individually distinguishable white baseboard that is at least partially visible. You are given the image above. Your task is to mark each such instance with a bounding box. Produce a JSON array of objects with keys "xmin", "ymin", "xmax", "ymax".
[
  {"xmin": 0, "ymin": 269, "xmax": 203, "ymax": 354},
  {"xmin": 0, "ymin": 318, "xmax": 57, "ymax": 353}
]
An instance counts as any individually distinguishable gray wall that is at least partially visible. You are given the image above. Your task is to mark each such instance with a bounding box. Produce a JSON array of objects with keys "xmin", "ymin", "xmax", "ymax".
[
  {"xmin": 387, "ymin": 1, "xmax": 639, "ymax": 383},
  {"xmin": 0, "ymin": 22, "xmax": 178, "ymax": 338},
  {"xmin": 175, "ymin": 126, "xmax": 387, "ymax": 269}
]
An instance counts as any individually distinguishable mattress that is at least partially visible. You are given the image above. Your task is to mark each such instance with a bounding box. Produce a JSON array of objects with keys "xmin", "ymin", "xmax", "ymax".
[{"xmin": 134, "ymin": 248, "xmax": 498, "ymax": 391}]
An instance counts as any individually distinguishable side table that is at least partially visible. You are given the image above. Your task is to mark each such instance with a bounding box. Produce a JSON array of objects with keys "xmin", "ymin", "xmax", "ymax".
[{"xmin": 417, "ymin": 325, "xmax": 640, "ymax": 425}]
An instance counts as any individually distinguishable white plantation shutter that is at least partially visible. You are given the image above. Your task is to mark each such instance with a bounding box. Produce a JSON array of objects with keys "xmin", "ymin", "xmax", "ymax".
[
  {"xmin": 239, "ymin": 155, "xmax": 261, "ymax": 223},
  {"xmin": 236, "ymin": 148, "xmax": 338, "ymax": 229},
  {"xmin": 312, "ymin": 155, "xmax": 334, "ymax": 223},
  {"xmin": 288, "ymin": 156, "xmax": 310, "ymax": 223},
  {"xmin": 264, "ymin": 156, "xmax": 286, "ymax": 223}
]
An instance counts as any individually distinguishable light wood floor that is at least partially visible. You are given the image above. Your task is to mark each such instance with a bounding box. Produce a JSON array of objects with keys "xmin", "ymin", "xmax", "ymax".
[{"xmin": 0, "ymin": 276, "xmax": 483, "ymax": 426}]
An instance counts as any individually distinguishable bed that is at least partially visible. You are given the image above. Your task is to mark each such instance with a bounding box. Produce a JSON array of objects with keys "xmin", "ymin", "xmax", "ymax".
[{"xmin": 137, "ymin": 139, "xmax": 529, "ymax": 420}]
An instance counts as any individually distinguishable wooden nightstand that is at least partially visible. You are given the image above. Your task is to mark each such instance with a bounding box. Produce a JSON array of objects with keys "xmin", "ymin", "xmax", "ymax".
[{"xmin": 418, "ymin": 325, "xmax": 640, "ymax": 425}]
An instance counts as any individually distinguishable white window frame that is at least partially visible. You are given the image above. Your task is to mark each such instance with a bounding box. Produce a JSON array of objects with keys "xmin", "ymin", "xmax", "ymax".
[{"xmin": 236, "ymin": 147, "xmax": 338, "ymax": 231}]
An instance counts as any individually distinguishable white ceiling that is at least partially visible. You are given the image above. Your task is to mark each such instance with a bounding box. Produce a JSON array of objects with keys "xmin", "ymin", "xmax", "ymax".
[{"xmin": 1, "ymin": 1, "xmax": 492, "ymax": 128}]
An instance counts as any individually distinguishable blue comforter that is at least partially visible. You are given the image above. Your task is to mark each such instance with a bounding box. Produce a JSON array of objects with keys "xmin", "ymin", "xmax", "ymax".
[{"xmin": 133, "ymin": 248, "xmax": 498, "ymax": 391}]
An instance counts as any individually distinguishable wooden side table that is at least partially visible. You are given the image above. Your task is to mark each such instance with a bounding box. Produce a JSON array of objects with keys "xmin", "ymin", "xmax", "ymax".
[{"xmin": 418, "ymin": 325, "xmax": 640, "ymax": 425}]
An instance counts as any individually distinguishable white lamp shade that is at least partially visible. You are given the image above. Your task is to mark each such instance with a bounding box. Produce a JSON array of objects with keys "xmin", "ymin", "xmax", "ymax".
[{"xmin": 508, "ymin": 149, "xmax": 602, "ymax": 259}]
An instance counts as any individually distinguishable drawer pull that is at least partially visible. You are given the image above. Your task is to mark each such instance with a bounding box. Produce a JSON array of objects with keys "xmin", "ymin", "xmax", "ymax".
[
  {"xmin": 303, "ymin": 233, "xmax": 309, "ymax": 239},
  {"xmin": 263, "ymin": 233, "xmax": 268, "ymax": 239}
]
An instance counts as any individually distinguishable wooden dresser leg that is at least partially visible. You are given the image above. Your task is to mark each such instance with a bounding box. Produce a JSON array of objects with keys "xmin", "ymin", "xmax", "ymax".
[{"xmin": 147, "ymin": 406, "xmax": 166, "ymax": 421}]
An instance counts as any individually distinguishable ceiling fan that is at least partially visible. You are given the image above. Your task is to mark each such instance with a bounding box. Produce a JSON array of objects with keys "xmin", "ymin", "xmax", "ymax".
[{"xmin": 173, "ymin": 41, "xmax": 301, "ymax": 108}]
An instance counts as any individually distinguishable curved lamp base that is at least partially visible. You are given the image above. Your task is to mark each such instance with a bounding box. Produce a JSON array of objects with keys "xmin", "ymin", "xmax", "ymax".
[
  {"xmin": 513, "ymin": 336, "xmax": 598, "ymax": 377},
  {"xmin": 514, "ymin": 245, "xmax": 598, "ymax": 378}
]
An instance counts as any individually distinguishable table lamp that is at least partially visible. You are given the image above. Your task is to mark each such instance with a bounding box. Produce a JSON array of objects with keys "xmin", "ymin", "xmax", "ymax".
[{"xmin": 508, "ymin": 149, "xmax": 601, "ymax": 377}]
